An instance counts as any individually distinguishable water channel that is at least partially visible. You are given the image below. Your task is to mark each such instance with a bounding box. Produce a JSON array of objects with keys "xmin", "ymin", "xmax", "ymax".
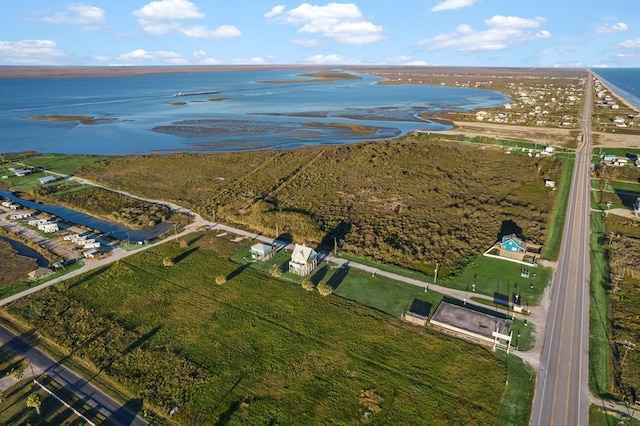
[
  {"xmin": 0, "ymin": 236, "xmax": 49, "ymax": 267},
  {"xmin": 0, "ymin": 190, "xmax": 174, "ymax": 242}
]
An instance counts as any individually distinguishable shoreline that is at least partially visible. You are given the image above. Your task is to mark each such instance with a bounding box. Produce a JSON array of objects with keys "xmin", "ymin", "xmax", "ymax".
[{"xmin": 591, "ymin": 70, "xmax": 640, "ymax": 113}]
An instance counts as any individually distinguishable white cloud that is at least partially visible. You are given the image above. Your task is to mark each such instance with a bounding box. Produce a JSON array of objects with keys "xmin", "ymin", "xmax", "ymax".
[
  {"xmin": 618, "ymin": 38, "xmax": 640, "ymax": 48},
  {"xmin": 291, "ymin": 38, "xmax": 320, "ymax": 48},
  {"xmin": 137, "ymin": 19, "xmax": 181, "ymax": 35},
  {"xmin": 200, "ymin": 57, "xmax": 223, "ymax": 65},
  {"xmin": 180, "ymin": 24, "xmax": 241, "ymax": 38},
  {"xmin": 133, "ymin": 0, "xmax": 241, "ymax": 39},
  {"xmin": 304, "ymin": 54, "xmax": 362, "ymax": 64},
  {"xmin": 431, "ymin": 0, "xmax": 477, "ymax": 12},
  {"xmin": 193, "ymin": 49, "xmax": 208, "ymax": 57},
  {"xmin": 41, "ymin": 4, "xmax": 106, "ymax": 30},
  {"xmin": 117, "ymin": 48, "xmax": 187, "ymax": 64},
  {"xmin": 0, "ymin": 39, "xmax": 67, "ymax": 65},
  {"xmin": 266, "ymin": 3, "xmax": 385, "ymax": 45},
  {"xmin": 133, "ymin": 0, "xmax": 204, "ymax": 20},
  {"xmin": 596, "ymin": 22, "xmax": 628, "ymax": 34},
  {"xmin": 264, "ymin": 5, "xmax": 286, "ymax": 18},
  {"xmin": 418, "ymin": 15, "xmax": 550, "ymax": 51},
  {"xmin": 384, "ymin": 55, "xmax": 429, "ymax": 66},
  {"xmin": 232, "ymin": 57, "xmax": 270, "ymax": 65}
]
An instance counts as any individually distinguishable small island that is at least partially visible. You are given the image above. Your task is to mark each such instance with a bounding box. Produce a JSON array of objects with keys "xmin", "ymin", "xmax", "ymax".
[
  {"xmin": 27, "ymin": 115, "xmax": 94, "ymax": 122},
  {"xmin": 259, "ymin": 71, "xmax": 362, "ymax": 84}
]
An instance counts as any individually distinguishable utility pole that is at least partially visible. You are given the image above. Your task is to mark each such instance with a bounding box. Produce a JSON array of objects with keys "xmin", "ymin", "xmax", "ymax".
[
  {"xmin": 334, "ymin": 237, "xmax": 337, "ymax": 256},
  {"xmin": 434, "ymin": 262, "xmax": 439, "ymax": 284},
  {"xmin": 621, "ymin": 340, "xmax": 636, "ymax": 369}
]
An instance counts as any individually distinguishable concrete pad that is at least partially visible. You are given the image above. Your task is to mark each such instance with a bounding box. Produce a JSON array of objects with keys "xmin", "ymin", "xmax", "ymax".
[{"xmin": 431, "ymin": 301, "xmax": 512, "ymax": 343}]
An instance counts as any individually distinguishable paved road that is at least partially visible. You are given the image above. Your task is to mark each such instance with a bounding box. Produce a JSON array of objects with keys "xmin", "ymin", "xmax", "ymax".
[
  {"xmin": 0, "ymin": 325, "xmax": 147, "ymax": 425},
  {"xmin": 530, "ymin": 73, "xmax": 593, "ymax": 425}
]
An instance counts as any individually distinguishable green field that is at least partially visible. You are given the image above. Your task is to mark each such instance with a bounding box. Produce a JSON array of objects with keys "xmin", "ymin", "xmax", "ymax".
[
  {"xmin": 542, "ymin": 156, "xmax": 575, "ymax": 260},
  {"xmin": 5, "ymin": 241, "xmax": 534, "ymax": 424},
  {"xmin": 589, "ymin": 404, "xmax": 640, "ymax": 426}
]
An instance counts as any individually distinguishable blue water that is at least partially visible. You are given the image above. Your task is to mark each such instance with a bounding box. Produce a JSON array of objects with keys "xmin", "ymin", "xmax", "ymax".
[
  {"xmin": 0, "ymin": 69, "xmax": 509, "ymax": 155},
  {"xmin": 0, "ymin": 190, "xmax": 173, "ymax": 242},
  {"xmin": 591, "ymin": 68, "xmax": 640, "ymax": 110},
  {"xmin": 0, "ymin": 236, "xmax": 49, "ymax": 267}
]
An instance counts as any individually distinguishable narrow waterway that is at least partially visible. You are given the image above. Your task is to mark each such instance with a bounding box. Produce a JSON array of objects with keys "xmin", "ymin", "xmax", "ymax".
[
  {"xmin": 0, "ymin": 236, "xmax": 49, "ymax": 267},
  {"xmin": 0, "ymin": 190, "xmax": 173, "ymax": 242}
]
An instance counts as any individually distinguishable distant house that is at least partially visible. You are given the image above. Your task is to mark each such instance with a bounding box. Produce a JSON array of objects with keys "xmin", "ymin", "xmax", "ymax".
[
  {"xmin": 11, "ymin": 168, "xmax": 32, "ymax": 177},
  {"xmin": 83, "ymin": 249, "xmax": 99, "ymax": 259},
  {"xmin": 9, "ymin": 212, "xmax": 32, "ymax": 220},
  {"xmin": 288, "ymin": 244, "xmax": 318, "ymax": 276},
  {"xmin": 250, "ymin": 242, "xmax": 274, "ymax": 261},
  {"xmin": 38, "ymin": 175, "xmax": 56, "ymax": 185},
  {"xmin": 404, "ymin": 299, "xmax": 431, "ymax": 326},
  {"xmin": 38, "ymin": 222, "xmax": 59, "ymax": 233},
  {"xmin": 27, "ymin": 267, "xmax": 52, "ymax": 281}
]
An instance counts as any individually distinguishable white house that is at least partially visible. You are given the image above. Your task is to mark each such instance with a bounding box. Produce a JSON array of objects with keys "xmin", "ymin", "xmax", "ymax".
[
  {"xmin": 288, "ymin": 244, "xmax": 318, "ymax": 276},
  {"xmin": 38, "ymin": 221, "xmax": 59, "ymax": 233}
]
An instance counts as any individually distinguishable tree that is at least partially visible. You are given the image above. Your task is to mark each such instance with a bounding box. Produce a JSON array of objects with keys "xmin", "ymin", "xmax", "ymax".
[
  {"xmin": 215, "ymin": 276, "xmax": 226, "ymax": 285},
  {"xmin": 317, "ymin": 281, "xmax": 332, "ymax": 296},
  {"xmin": 26, "ymin": 392, "xmax": 42, "ymax": 415},
  {"xmin": 162, "ymin": 257, "xmax": 175, "ymax": 267},
  {"xmin": 301, "ymin": 278, "xmax": 314, "ymax": 291},
  {"xmin": 11, "ymin": 368, "xmax": 24, "ymax": 381}
]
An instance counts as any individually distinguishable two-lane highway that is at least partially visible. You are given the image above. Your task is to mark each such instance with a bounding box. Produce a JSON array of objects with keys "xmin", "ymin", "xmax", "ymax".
[{"xmin": 531, "ymin": 72, "xmax": 593, "ymax": 425}]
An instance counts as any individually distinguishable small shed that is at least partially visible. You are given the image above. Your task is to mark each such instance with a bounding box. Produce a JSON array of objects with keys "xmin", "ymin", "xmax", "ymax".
[
  {"xmin": 39, "ymin": 176, "xmax": 56, "ymax": 185},
  {"xmin": 405, "ymin": 299, "xmax": 431, "ymax": 326},
  {"xmin": 250, "ymin": 242, "xmax": 274, "ymax": 261}
]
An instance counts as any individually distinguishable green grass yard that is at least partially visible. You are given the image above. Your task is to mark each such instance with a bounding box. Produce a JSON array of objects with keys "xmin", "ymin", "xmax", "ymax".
[
  {"xmin": 5, "ymin": 241, "xmax": 534, "ymax": 425},
  {"xmin": 441, "ymin": 255, "xmax": 551, "ymax": 305}
]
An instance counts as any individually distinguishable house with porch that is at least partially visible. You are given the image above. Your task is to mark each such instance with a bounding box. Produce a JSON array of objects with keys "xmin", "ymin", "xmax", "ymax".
[
  {"xmin": 288, "ymin": 244, "xmax": 318, "ymax": 276},
  {"xmin": 499, "ymin": 233, "xmax": 527, "ymax": 260}
]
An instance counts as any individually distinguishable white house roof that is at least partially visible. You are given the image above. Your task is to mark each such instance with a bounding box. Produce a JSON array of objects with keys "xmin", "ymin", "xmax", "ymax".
[
  {"xmin": 291, "ymin": 244, "xmax": 317, "ymax": 264},
  {"xmin": 251, "ymin": 243, "xmax": 273, "ymax": 254}
]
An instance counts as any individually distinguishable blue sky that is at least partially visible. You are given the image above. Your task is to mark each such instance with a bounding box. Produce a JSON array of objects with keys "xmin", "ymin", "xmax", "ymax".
[{"xmin": 1, "ymin": 0, "xmax": 639, "ymax": 67}]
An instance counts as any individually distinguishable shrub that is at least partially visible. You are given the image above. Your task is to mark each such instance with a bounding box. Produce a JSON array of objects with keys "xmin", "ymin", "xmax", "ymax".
[
  {"xmin": 317, "ymin": 281, "xmax": 332, "ymax": 296},
  {"xmin": 359, "ymin": 388, "xmax": 383, "ymax": 414},
  {"xmin": 215, "ymin": 275, "xmax": 227, "ymax": 285},
  {"xmin": 268, "ymin": 266, "xmax": 282, "ymax": 278},
  {"xmin": 301, "ymin": 278, "xmax": 314, "ymax": 291}
]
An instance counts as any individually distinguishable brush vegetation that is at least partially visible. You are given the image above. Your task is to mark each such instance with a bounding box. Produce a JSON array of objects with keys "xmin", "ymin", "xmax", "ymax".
[
  {"xmin": 76, "ymin": 135, "xmax": 565, "ymax": 277},
  {"xmin": 4, "ymin": 241, "xmax": 532, "ymax": 424}
]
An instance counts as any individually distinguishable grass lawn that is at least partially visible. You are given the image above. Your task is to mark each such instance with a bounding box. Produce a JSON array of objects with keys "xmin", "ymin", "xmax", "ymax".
[
  {"xmin": 590, "ymin": 212, "xmax": 613, "ymax": 397},
  {"xmin": 589, "ymin": 404, "xmax": 640, "ymax": 426},
  {"xmin": 495, "ymin": 352, "xmax": 536, "ymax": 426},
  {"xmin": 440, "ymin": 255, "xmax": 552, "ymax": 305},
  {"xmin": 324, "ymin": 264, "xmax": 444, "ymax": 318},
  {"xmin": 542, "ymin": 156, "xmax": 575, "ymax": 260},
  {"xmin": 5, "ymin": 241, "xmax": 534, "ymax": 425},
  {"xmin": 3, "ymin": 152, "xmax": 110, "ymax": 176}
]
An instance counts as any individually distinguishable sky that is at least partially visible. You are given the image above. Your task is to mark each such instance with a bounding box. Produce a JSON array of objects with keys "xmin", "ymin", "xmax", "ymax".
[{"xmin": 1, "ymin": 0, "xmax": 640, "ymax": 68}]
